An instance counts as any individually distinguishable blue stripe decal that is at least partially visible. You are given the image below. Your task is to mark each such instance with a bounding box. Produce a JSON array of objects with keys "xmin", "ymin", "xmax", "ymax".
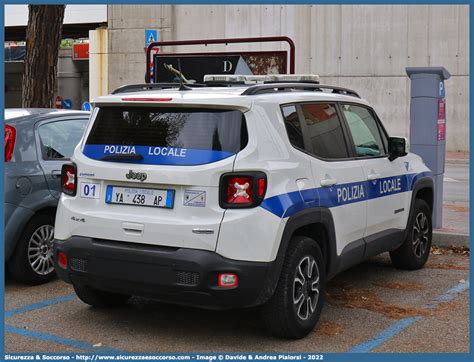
[
  {"xmin": 261, "ymin": 172, "xmax": 432, "ymax": 218},
  {"xmin": 83, "ymin": 144, "xmax": 234, "ymax": 166}
]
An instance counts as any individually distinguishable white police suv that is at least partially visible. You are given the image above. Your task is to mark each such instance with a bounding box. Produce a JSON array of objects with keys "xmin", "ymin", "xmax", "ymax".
[{"xmin": 54, "ymin": 75, "xmax": 433, "ymax": 339}]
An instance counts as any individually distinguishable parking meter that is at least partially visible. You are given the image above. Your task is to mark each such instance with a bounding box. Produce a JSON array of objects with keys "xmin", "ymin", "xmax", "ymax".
[{"xmin": 405, "ymin": 66, "xmax": 451, "ymax": 229}]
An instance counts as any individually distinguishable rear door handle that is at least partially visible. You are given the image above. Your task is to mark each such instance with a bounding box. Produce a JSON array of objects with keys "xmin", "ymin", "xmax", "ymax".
[
  {"xmin": 51, "ymin": 170, "xmax": 62, "ymax": 178},
  {"xmin": 320, "ymin": 178, "xmax": 337, "ymax": 187},
  {"xmin": 367, "ymin": 173, "xmax": 381, "ymax": 181},
  {"xmin": 122, "ymin": 222, "xmax": 144, "ymax": 236}
]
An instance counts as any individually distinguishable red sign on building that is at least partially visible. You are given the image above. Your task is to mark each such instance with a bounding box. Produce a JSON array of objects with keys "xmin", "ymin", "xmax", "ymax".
[{"xmin": 73, "ymin": 43, "xmax": 89, "ymax": 60}]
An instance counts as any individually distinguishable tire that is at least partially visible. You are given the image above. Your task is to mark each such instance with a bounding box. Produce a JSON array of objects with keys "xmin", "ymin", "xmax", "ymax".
[
  {"xmin": 390, "ymin": 199, "xmax": 432, "ymax": 270},
  {"xmin": 7, "ymin": 213, "xmax": 57, "ymax": 285},
  {"xmin": 73, "ymin": 284, "xmax": 130, "ymax": 308},
  {"xmin": 262, "ymin": 236, "xmax": 326, "ymax": 339}
]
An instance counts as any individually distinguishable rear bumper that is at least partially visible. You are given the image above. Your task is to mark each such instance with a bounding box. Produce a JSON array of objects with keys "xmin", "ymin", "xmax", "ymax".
[{"xmin": 53, "ymin": 236, "xmax": 274, "ymax": 309}]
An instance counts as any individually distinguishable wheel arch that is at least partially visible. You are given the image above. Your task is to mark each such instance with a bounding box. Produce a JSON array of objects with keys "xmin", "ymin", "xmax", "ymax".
[
  {"xmin": 405, "ymin": 176, "xmax": 434, "ymax": 239},
  {"xmin": 34, "ymin": 206, "xmax": 57, "ymax": 218},
  {"xmin": 6, "ymin": 205, "xmax": 57, "ymax": 261},
  {"xmin": 256, "ymin": 207, "xmax": 337, "ymax": 304},
  {"xmin": 414, "ymin": 185, "xmax": 434, "ymax": 213},
  {"xmin": 411, "ymin": 177, "xmax": 434, "ymax": 216}
]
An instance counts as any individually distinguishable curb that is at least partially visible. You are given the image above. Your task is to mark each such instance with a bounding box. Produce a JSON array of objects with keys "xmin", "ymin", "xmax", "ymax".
[
  {"xmin": 433, "ymin": 230, "xmax": 470, "ymax": 248},
  {"xmin": 446, "ymin": 159, "xmax": 469, "ymax": 165}
]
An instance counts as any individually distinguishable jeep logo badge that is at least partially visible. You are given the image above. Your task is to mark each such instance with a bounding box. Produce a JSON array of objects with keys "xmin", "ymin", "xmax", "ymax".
[{"xmin": 126, "ymin": 170, "xmax": 147, "ymax": 182}]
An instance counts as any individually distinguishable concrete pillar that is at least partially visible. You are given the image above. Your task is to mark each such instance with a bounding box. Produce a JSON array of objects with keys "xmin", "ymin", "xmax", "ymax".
[
  {"xmin": 57, "ymin": 48, "xmax": 88, "ymax": 110},
  {"xmin": 89, "ymin": 27, "xmax": 108, "ymax": 100}
]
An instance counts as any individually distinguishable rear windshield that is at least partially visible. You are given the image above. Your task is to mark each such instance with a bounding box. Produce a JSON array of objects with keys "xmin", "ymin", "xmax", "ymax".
[{"xmin": 84, "ymin": 107, "xmax": 248, "ymax": 165}]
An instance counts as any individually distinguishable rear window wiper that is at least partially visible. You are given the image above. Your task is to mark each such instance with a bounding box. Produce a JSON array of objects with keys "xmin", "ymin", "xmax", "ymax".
[{"xmin": 100, "ymin": 154, "xmax": 144, "ymax": 162}]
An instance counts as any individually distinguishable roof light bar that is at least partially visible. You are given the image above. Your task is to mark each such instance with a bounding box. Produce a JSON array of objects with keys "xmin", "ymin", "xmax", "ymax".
[
  {"xmin": 243, "ymin": 75, "xmax": 273, "ymax": 83},
  {"xmin": 121, "ymin": 97, "xmax": 173, "ymax": 102},
  {"xmin": 204, "ymin": 75, "xmax": 247, "ymax": 83},
  {"xmin": 204, "ymin": 74, "xmax": 320, "ymax": 84},
  {"xmin": 267, "ymin": 74, "xmax": 320, "ymax": 83}
]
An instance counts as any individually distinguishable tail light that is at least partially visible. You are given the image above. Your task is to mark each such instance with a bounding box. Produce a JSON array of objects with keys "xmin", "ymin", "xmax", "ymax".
[
  {"xmin": 219, "ymin": 172, "xmax": 267, "ymax": 209},
  {"xmin": 61, "ymin": 163, "xmax": 77, "ymax": 196},
  {"xmin": 4, "ymin": 124, "xmax": 16, "ymax": 162}
]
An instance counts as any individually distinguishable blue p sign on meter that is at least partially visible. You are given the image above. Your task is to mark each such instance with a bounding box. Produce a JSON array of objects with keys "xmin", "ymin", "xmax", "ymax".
[
  {"xmin": 82, "ymin": 102, "xmax": 92, "ymax": 111},
  {"xmin": 439, "ymin": 81, "xmax": 445, "ymax": 97}
]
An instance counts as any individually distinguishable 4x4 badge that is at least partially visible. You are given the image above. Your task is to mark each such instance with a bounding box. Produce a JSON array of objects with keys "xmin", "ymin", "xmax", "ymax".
[{"xmin": 126, "ymin": 170, "xmax": 147, "ymax": 182}]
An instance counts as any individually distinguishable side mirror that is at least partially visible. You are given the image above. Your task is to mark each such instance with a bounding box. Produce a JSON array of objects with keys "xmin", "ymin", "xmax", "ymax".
[{"xmin": 388, "ymin": 137, "xmax": 408, "ymax": 161}]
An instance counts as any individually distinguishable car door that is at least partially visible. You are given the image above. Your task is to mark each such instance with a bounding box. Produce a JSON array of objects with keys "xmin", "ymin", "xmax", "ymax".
[
  {"xmin": 339, "ymin": 103, "xmax": 407, "ymax": 249},
  {"xmin": 296, "ymin": 102, "xmax": 368, "ymax": 258},
  {"xmin": 36, "ymin": 116, "xmax": 89, "ymax": 198}
]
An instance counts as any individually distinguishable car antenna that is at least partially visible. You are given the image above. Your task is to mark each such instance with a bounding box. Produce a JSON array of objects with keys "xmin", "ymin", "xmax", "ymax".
[{"xmin": 177, "ymin": 59, "xmax": 192, "ymax": 91}]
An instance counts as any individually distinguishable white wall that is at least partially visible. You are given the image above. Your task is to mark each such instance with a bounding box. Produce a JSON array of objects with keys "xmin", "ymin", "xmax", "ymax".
[{"xmin": 104, "ymin": 4, "xmax": 469, "ymax": 151}]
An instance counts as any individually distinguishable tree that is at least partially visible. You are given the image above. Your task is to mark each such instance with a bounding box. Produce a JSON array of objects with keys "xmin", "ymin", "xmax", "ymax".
[{"xmin": 22, "ymin": 5, "xmax": 65, "ymax": 108}]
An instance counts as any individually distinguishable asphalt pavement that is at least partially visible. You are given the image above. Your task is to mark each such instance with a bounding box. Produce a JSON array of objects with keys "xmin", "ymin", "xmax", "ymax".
[
  {"xmin": 444, "ymin": 162, "xmax": 469, "ymax": 204},
  {"xmin": 435, "ymin": 161, "xmax": 470, "ymax": 246},
  {"xmin": 4, "ymin": 250, "xmax": 469, "ymax": 354}
]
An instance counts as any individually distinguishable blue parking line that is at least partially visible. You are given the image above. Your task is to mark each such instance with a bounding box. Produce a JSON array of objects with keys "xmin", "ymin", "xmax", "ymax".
[
  {"xmin": 5, "ymin": 280, "xmax": 469, "ymax": 353},
  {"xmin": 5, "ymin": 324, "xmax": 123, "ymax": 353},
  {"xmin": 349, "ymin": 280, "xmax": 470, "ymax": 353},
  {"xmin": 5, "ymin": 293, "xmax": 77, "ymax": 318},
  {"xmin": 425, "ymin": 281, "xmax": 471, "ymax": 308},
  {"xmin": 349, "ymin": 317, "xmax": 422, "ymax": 353}
]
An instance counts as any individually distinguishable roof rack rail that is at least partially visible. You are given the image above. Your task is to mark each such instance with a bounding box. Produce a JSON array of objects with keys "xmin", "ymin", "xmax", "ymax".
[
  {"xmin": 110, "ymin": 81, "xmax": 360, "ymax": 98},
  {"xmin": 111, "ymin": 83, "xmax": 206, "ymax": 94},
  {"xmin": 241, "ymin": 83, "xmax": 360, "ymax": 98}
]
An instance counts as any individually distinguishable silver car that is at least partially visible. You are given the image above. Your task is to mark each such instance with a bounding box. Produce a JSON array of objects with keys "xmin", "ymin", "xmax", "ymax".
[{"xmin": 5, "ymin": 109, "xmax": 89, "ymax": 284}]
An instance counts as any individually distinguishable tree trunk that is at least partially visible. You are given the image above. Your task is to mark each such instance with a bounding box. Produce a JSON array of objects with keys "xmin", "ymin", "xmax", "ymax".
[{"xmin": 22, "ymin": 5, "xmax": 65, "ymax": 108}]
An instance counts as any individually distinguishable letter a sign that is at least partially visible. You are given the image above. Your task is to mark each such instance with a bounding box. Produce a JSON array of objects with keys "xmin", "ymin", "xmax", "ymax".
[{"xmin": 145, "ymin": 29, "xmax": 158, "ymax": 48}]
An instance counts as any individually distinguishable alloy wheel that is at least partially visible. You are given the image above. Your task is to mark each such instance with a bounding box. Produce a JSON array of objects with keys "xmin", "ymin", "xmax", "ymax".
[
  {"xmin": 412, "ymin": 212, "xmax": 430, "ymax": 258},
  {"xmin": 293, "ymin": 255, "xmax": 320, "ymax": 320},
  {"xmin": 28, "ymin": 225, "xmax": 55, "ymax": 275}
]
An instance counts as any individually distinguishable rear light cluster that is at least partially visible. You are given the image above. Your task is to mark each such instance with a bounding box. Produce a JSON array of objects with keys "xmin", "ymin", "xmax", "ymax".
[
  {"xmin": 61, "ymin": 163, "xmax": 77, "ymax": 196},
  {"xmin": 4, "ymin": 124, "xmax": 16, "ymax": 162},
  {"xmin": 219, "ymin": 172, "xmax": 267, "ymax": 209}
]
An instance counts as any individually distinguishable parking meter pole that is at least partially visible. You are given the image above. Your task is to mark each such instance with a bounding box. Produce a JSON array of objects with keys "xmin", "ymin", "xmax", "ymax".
[{"xmin": 406, "ymin": 66, "xmax": 451, "ymax": 229}]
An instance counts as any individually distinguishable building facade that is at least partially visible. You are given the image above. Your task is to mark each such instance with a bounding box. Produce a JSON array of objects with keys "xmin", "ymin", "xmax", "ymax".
[{"xmin": 91, "ymin": 5, "xmax": 469, "ymax": 151}]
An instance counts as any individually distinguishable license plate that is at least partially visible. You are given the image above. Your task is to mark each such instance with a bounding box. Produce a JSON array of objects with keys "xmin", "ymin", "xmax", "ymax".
[{"xmin": 105, "ymin": 186, "xmax": 174, "ymax": 208}]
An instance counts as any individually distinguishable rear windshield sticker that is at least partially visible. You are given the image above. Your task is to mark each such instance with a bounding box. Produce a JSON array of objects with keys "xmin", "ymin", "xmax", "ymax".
[{"xmin": 83, "ymin": 144, "xmax": 234, "ymax": 166}]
